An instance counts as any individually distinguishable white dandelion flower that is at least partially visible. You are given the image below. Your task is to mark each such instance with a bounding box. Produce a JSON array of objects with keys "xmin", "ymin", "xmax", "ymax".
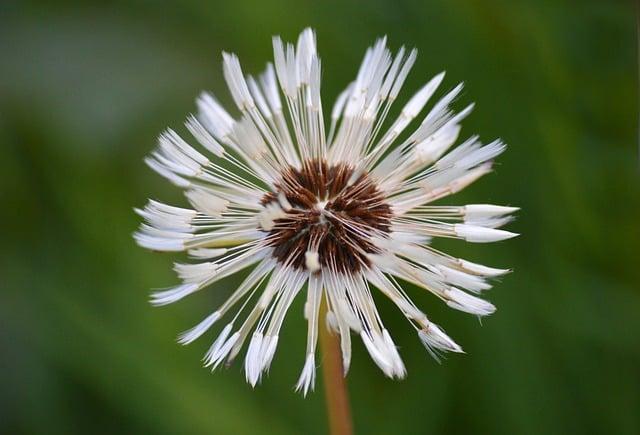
[{"xmin": 135, "ymin": 28, "xmax": 518, "ymax": 395}]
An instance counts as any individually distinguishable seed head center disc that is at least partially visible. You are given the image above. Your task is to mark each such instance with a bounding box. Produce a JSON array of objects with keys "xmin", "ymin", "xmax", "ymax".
[{"xmin": 261, "ymin": 158, "xmax": 393, "ymax": 272}]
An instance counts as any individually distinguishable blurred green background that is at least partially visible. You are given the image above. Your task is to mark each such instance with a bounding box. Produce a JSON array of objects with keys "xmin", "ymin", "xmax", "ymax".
[{"xmin": 1, "ymin": 0, "xmax": 638, "ymax": 434}]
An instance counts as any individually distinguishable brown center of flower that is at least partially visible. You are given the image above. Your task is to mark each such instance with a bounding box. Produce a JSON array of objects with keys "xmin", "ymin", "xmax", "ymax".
[{"xmin": 260, "ymin": 158, "xmax": 392, "ymax": 272}]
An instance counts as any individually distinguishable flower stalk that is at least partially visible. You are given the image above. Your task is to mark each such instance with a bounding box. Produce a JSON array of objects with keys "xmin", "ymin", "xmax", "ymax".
[{"xmin": 319, "ymin": 298, "xmax": 353, "ymax": 435}]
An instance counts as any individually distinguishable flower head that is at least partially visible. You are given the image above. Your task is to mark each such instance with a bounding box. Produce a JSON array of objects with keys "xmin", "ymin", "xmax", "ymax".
[{"xmin": 135, "ymin": 28, "xmax": 517, "ymax": 395}]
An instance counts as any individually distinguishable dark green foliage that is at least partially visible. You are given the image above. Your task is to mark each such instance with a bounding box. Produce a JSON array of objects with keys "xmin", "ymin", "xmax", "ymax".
[{"xmin": 1, "ymin": 1, "xmax": 637, "ymax": 433}]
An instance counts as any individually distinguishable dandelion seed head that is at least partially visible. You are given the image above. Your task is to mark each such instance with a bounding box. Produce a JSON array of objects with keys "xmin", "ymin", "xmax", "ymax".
[{"xmin": 134, "ymin": 27, "xmax": 518, "ymax": 393}]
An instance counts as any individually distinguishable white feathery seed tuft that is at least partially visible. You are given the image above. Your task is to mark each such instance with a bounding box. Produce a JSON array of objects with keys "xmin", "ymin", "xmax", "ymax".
[{"xmin": 134, "ymin": 27, "xmax": 518, "ymax": 394}]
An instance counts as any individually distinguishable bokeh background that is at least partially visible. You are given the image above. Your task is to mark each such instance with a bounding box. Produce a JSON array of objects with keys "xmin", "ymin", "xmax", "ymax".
[{"xmin": 1, "ymin": 1, "xmax": 638, "ymax": 434}]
